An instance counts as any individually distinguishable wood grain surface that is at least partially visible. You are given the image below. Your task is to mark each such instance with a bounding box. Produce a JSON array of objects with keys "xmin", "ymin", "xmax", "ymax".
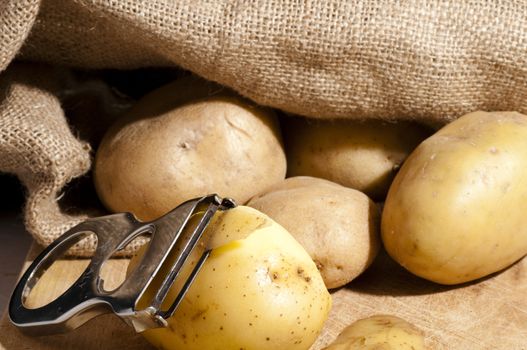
[{"xmin": 1, "ymin": 244, "xmax": 526, "ymax": 350}]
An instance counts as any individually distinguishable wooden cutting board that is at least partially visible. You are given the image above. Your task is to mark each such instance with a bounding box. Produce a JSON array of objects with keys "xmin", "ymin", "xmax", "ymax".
[{"xmin": 1, "ymin": 244, "xmax": 526, "ymax": 349}]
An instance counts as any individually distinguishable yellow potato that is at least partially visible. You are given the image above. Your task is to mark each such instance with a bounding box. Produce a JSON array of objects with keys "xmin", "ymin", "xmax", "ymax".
[
  {"xmin": 131, "ymin": 206, "xmax": 331, "ymax": 350},
  {"xmin": 382, "ymin": 111, "xmax": 527, "ymax": 284},
  {"xmin": 248, "ymin": 176, "xmax": 380, "ymax": 289},
  {"xmin": 94, "ymin": 77, "xmax": 286, "ymax": 221},
  {"xmin": 323, "ymin": 315, "xmax": 425, "ymax": 350},
  {"xmin": 283, "ymin": 118, "xmax": 430, "ymax": 200}
]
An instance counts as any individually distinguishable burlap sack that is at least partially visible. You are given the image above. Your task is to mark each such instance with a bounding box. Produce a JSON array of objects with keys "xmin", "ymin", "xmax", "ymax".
[
  {"xmin": 0, "ymin": 63, "xmax": 135, "ymax": 255},
  {"xmin": 0, "ymin": 0, "xmax": 40, "ymax": 72},
  {"xmin": 8, "ymin": 0, "xmax": 527, "ymax": 122},
  {"xmin": 0, "ymin": 64, "xmax": 93, "ymax": 254},
  {"xmin": 1, "ymin": 0, "xmax": 527, "ymax": 254}
]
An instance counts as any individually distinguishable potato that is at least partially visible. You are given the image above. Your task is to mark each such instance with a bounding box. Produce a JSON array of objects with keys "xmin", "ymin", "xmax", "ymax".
[
  {"xmin": 94, "ymin": 78, "xmax": 286, "ymax": 221},
  {"xmin": 283, "ymin": 118, "xmax": 430, "ymax": 200},
  {"xmin": 248, "ymin": 176, "xmax": 380, "ymax": 289},
  {"xmin": 131, "ymin": 206, "xmax": 332, "ymax": 350},
  {"xmin": 323, "ymin": 315, "xmax": 425, "ymax": 350},
  {"xmin": 382, "ymin": 111, "xmax": 527, "ymax": 284}
]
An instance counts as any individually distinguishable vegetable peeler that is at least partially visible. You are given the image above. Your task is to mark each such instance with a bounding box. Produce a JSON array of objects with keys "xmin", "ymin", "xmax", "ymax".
[{"xmin": 9, "ymin": 194, "xmax": 236, "ymax": 336}]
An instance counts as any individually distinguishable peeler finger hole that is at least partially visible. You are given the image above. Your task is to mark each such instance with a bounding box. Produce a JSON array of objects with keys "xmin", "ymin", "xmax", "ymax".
[
  {"xmin": 22, "ymin": 231, "xmax": 98, "ymax": 309},
  {"xmin": 98, "ymin": 228, "xmax": 153, "ymax": 293}
]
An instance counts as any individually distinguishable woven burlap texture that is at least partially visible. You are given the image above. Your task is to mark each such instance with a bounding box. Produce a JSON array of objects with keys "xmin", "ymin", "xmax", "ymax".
[
  {"xmin": 0, "ymin": 64, "xmax": 94, "ymax": 255},
  {"xmin": 10, "ymin": 0, "xmax": 527, "ymax": 122},
  {"xmin": 0, "ymin": 0, "xmax": 40, "ymax": 71},
  {"xmin": 1, "ymin": 0, "xmax": 527, "ymax": 255}
]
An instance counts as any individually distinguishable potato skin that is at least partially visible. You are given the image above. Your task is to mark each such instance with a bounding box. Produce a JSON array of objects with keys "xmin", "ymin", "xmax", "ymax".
[
  {"xmin": 382, "ymin": 111, "xmax": 527, "ymax": 284},
  {"xmin": 248, "ymin": 176, "xmax": 380, "ymax": 289},
  {"xmin": 94, "ymin": 78, "xmax": 286, "ymax": 220},
  {"xmin": 284, "ymin": 118, "xmax": 430, "ymax": 200},
  {"xmin": 323, "ymin": 315, "xmax": 425, "ymax": 350},
  {"xmin": 132, "ymin": 206, "xmax": 331, "ymax": 350}
]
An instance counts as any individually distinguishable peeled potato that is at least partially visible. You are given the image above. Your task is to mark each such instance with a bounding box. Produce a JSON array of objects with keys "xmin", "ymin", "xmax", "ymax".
[
  {"xmin": 283, "ymin": 118, "xmax": 430, "ymax": 200},
  {"xmin": 94, "ymin": 77, "xmax": 286, "ymax": 220},
  {"xmin": 383, "ymin": 111, "xmax": 527, "ymax": 284},
  {"xmin": 323, "ymin": 315, "xmax": 425, "ymax": 350},
  {"xmin": 131, "ymin": 206, "xmax": 332, "ymax": 350},
  {"xmin": 248, "ymin": 176, "xmax": 380, "ymax": 289}
]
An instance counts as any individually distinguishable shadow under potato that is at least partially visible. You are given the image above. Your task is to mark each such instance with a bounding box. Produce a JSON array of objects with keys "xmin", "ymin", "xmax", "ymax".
[{"xmin": 347, "ymin": 247, "xmax": 522, "ymax": 297}]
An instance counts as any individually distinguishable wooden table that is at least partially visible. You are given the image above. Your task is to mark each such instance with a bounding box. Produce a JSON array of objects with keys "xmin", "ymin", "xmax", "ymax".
[
  {"xmin": 1, "ymin": 244, "xmax": 526, "ymax": 349},
  {"xmin": 0, "ymin": 212, "xmax": 32, "ymax": 314}
]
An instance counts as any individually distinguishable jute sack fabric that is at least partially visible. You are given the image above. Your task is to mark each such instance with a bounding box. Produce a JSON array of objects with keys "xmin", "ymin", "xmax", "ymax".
[
  {"xmin": 9, "ymin": 0, "xmax": 527, "ymax": 122},
  {"xmin": 0, "ymin": 63, "xmax": 133, "ymax": 255},
  {"xmin": 0, "ymin": 0, "xmax": 40, "ymax": 72},
  {"xmin": 1, "ymin": 0, "xmax": 527, "ymax": 255},
  {"xmin": 0, "ymin": 64, "xmax": 94, "ymax": 255}
]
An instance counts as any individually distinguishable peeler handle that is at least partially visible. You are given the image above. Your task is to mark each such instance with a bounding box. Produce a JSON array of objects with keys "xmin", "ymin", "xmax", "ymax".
[
  {"xmin": 9, "ymin": 194, "xmax": 236, "ymax": 336},
  {"xmin": 8, "ymin": 212, "xmax": 147, "ymax": 335}
]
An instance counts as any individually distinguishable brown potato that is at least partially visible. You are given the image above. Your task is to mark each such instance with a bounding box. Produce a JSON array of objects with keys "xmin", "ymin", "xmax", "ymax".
[
  {"xmin": 94, "ymin": 77, "xmax": 286, "ymax": 221},
  {"xmin": 382, "ymin": 111, "xmax": 527, "ymax": 284},
  {"xmin": 248, "ymin": 176, "xmax": 380, "ymax": 289},
  {"xmin": 129, "ymin": 206, "xmax": 331, "ymax": 350},
  {"xmin": 323, "ymin": 315, "xmax": 426, "ymax": 350},
  {"xmin": 283, "ymin": 118, "xmax": 431, "ymax": 200}
]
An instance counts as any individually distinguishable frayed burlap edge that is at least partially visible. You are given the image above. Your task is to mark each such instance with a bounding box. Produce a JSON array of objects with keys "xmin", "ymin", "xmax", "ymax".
[{"xmin": 0, "ymin": 64, "xmax": 94, "ymax": 256}]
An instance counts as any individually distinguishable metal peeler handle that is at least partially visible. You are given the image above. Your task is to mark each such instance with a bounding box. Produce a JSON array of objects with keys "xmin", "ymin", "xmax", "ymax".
[{"xmin": 9, "ymin": 194, "xmax": 235, "ymax": 336}]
